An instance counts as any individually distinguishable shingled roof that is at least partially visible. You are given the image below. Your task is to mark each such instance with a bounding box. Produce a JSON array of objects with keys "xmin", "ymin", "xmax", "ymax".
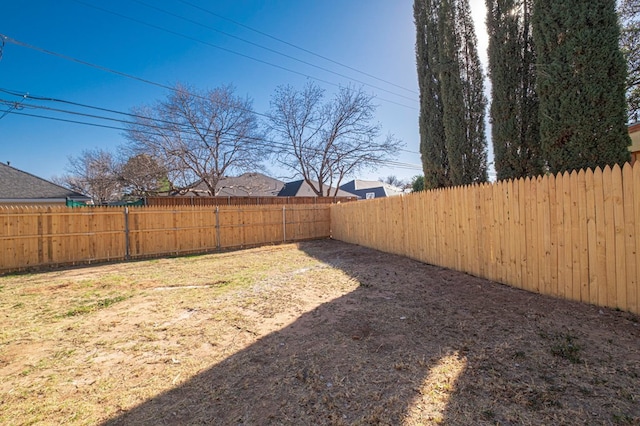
[
  {"xmin": 339, "ymin": 179, "xmax": 404, "ymax": 199},
  {"xmin": 0, "ymin": 162, "xmax": 90, "ymax": 203},
  {"xmin": 277, "ymin": 179, "xmax": 358, "ymax": 197},
  {"xmin": 178, "ymin": 172, "xmax": 285, "ymax": 197}
]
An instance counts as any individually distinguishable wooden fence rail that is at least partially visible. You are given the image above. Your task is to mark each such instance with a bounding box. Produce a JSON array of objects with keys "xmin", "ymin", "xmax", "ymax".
[
  {"xmin": 0, "ymin": 205, "xmax": 330, "ymax": 273},
  {"xmin": 331, "ymin": 163, "xmax": 640, "ymax": 316}
]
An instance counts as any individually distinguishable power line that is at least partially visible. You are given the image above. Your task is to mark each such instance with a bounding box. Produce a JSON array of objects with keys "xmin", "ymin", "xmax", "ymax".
[
  {"xmin": 0, "ymin": 93, "xmax": 27, "ymax": 120},
  {"xmin": 0, "ymin": 87, "xmax": 421, "ymax": 157},
  {"xmin": 177, "ymin": 0, "xmax": 419, "ymax": 96},
  {"xmin": 68, "ymin": 0, "xmax": 418, "ymax": 110},
  {"xmin": 0, "ymin": 88, "xmax": 420, "ymax": 155},
  {"xmin": 0, "ymin": 33, "xmax": 421, "ymax": 153},
  {"xmin": 4, "ymin": 108, "xmax": 422, "ymax": 171},
  {"xmin": 130, "ymin": 0, "xmax": 418, "ymax": 103},
  {"xmin": 0, "ymin": 92, "xmax": 423, "ymax": 170}
]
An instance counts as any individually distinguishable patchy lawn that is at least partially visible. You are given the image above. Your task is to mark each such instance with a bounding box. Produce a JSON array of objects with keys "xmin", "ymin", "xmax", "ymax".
[{"xmin": 0, "ymin": 240, "xmax": 638, "ymax": 425}]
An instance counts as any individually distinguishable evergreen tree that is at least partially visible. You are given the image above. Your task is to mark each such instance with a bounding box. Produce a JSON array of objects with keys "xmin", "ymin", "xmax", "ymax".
[
  {"xmin": 414, "ymin": 0, "xmax": 451, "ymax": 189},
  {"xmin": 487, "ymin": 0, "xmax": 542, "ymax": 180},
  {"xmin": 438, "ymin": 0, "xmax": 469, "ymax": 185},
  {"xmin": 456, "ymin": 0, "xmax": 489, "ymax": 183},
  {"xmin": 414, "ymin": 0, "xmax": 488, "ymax": 188},
  {"xmin": 533, "ymin": 0, "xmax": 631, "ymax": 174}
]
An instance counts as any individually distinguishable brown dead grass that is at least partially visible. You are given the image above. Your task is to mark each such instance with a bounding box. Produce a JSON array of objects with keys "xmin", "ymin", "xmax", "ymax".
[{"xmin": 0, "ymin": 240, "xmax": 638, "ymax": 425}]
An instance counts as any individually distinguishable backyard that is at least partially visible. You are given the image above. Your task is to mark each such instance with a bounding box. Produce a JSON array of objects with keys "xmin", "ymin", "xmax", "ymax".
[{"xmin": 0, "ymin": 239, "xmax": 638, "ymax": 425}]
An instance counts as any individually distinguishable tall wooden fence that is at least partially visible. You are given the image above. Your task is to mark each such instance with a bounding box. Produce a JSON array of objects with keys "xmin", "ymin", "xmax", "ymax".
[
  {"xmin": 0, "ymin": 205, "xmax": 330, "ymax": 273},
  {"xmin": 331, "ymin": 163, "xmax": 640, "ymax": 315}
]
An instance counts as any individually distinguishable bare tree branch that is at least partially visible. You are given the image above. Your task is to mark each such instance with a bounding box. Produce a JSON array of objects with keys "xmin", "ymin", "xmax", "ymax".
[
  {"xmin": 620, "ymin": 0, "xmax": 640, "ymax": 121},
  {"xmin": 125, "ymin": 84, "xmax": 268, "ymax": 195},
  {"xmin": 268, "ymin": 82, "xmax": 403, "ymax": 196},
  {"xmin": 55, "ymin": 149, "xmax": 121, "ymax": 204}
]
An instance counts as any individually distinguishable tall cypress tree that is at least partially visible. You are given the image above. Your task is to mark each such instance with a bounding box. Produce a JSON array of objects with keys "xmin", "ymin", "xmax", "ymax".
[
  {"xmin": 438, "ymin": 0, "xmax": 470, "ymax": 185},
  {"xmin": 456, "ymin": 0, "xmax": 489, "ymax": 183},
  {"xmin": 414, "ymin": 0, "xmax": 451, "ymax": 189},
  {"xmin": 533, "ymin": 0, "xmax": 631, "ymax": 174},
  {"xmin": 414, "ymin": 0, "xmax": 488, "ymax": 188},
  {"xmin": 487, "ymin": 0, "xmax": 542, "ymax": 180}
]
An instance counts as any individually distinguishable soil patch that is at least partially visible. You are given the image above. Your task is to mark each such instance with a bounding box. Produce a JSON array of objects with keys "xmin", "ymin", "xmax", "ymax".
[{"xmin": 0, "ymin": 240, "xmax": 638, "ymax": 425}]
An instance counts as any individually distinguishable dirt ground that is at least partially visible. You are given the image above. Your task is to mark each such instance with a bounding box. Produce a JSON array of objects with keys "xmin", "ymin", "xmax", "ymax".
[{"xmin": 0, "ymin": 239, "xmax": 639, "ymax": 425}]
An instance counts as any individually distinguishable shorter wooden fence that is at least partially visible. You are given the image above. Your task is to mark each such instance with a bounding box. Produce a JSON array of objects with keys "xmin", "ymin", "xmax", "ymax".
[
  {"xmin": 0, "ymin": 205, "xmax": 330, "ymax": 273},
  {"xmin": 145, "ymin": 196, "xmax": 357, "ymax": 207}
]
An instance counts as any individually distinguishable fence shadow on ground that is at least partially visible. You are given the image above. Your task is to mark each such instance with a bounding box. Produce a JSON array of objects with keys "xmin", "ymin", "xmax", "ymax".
[{"xmin": 102, "ymin": 240, "xmax": 640, "ymax": 425}]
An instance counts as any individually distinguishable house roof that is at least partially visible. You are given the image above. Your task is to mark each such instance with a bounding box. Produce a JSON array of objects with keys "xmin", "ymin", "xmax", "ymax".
[
  {"xmin": 216, "ymin": 173, "xmax": 284, "ymax": 196},
  {"xmin": 181, "ymin": 172, "xmax": 284, "ymax": 197},
  {"xmin": 339, "ymin": 180, "xmax": 404, "ymax": 199},
  {"xmin": 278, "ymin": 179, "xmax": 358, "ymax": 197},
  {"xmin": 0, "ymin": 162, "xmax": 90, "ymax": 202},
  {"xmin": 629, "ymin": 122, "xmax": 640, "ymax": 154}
]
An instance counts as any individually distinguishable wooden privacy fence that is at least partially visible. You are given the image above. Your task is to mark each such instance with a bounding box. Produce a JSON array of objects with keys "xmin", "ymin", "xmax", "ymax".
[
  {"xmin": 0, "ymin": 205, "xmax": 330, "ymax": 273},
  {"xmin": 331, "ymin": 163, "xmax": 640, "ymax": 315}
]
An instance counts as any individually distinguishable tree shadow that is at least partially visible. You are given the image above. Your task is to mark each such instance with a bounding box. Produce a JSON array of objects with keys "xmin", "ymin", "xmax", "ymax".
[{"xmin": 102, "ymin": 240, "xmax": 640, "ymax": 425}]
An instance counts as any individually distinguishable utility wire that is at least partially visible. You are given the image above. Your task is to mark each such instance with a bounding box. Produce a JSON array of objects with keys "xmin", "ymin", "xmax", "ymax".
[
  {"xmin": 0, "ymin": 93, "xmax": 422, "ymax": 170},
  {"xmin": 3, "ymin": 109, "xmax": 421, "ymax": 171},
  {"xmin": 0, "ymin": 93, "xmax": 27, "ymax": 120},
  {"xmin": 131, "ymin": 0, "xmax": 418, "ymax": 103},
  {"xmin": 0, "ymin": 87, "xmax": 422, "ymax": 156},
  {"xmin": 177, "ymin": 0, "xmax": 419, "ymax": 96},
  {"xmin": 2, "ymin": 103, "xmax": 422, "ymax": 171},
  {"xmin": 0, "ymin": 34, "xmax": 421, "ymax": 153},
  {"xmin": 69, "ymin": 0, "xmax": 418, "ymax": 110}
]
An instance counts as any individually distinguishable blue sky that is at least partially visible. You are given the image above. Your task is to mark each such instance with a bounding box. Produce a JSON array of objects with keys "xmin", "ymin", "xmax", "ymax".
[{"xmin": 1, "ymin": 0, "xmax": 489, "ymax": 184}]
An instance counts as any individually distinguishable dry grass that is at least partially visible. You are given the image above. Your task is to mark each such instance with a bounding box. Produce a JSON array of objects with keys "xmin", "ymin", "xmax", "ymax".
[{"xmin": 0, "ymin": 240, "xmax": 639, "ymax": 425}]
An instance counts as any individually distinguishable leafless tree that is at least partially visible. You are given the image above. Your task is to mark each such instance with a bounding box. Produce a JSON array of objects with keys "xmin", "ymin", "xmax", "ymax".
[
  {"xmin": 268, "ymin": 82, "xmax": 402, "ymax": 196},
  {"xmin": 125, "ymin": 84, "xmax": 266, "ymax": 195},
  {"xmin": 54, "ymin": 149, "xmax": 121, "ymax": 204},
  {"xmin": 620, "ymin": 0, "xmax": 640, "ymax": 121},
  {"xmin": 379, "ymin": 175, "xmax": 408, "ymax": 189}
]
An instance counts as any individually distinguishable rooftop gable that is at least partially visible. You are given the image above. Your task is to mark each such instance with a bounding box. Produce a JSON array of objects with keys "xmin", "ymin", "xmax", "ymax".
[
  {"xmin": 0, "ymin": 162, "xmax": 89, "ymax": 201},
  {"xmin": 339, "ymin": 179, "xmax": 404, "ymax": 199},
  {"xmin": 278, "ymin": 179, "xmax": 358, "ymax": 197}
]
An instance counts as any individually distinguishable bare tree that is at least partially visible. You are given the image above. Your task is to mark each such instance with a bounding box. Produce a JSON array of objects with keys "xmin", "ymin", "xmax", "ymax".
[
  {"xmin": 268, "ymin": 82, "xmax": 402, "ymax": 196},
  {"xmin": 620, "ymin": 0, "xmax": 640, "ymax": 121},
  {"xmin": 379, "ymin": 175, "xmax": 407, "ymax": 188},
  {"xmin": 125, "ymin": 84, "xmax": 266, "ymax": 195},
  {"xmin": 54, "ymin": 149, "xmax": 121, "ymax": 204}
]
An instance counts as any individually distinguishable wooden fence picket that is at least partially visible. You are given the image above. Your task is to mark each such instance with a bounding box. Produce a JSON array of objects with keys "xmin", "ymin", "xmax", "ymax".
[
  {"xmin": 330, "ymin": 162, "xmax": 640, "ymax": 315},
  {"xmin": 0, "ymin": 204, "xmax": 330, "ymax": 274}
]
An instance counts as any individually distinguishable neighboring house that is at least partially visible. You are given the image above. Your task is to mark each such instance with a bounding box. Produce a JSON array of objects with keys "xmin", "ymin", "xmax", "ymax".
[
  {"xmin": 339, "ymin": 179, "xmax": 404, "ymax": 200},
  {"xmin": 179, "ymin": 172, "xmax": 284, "ymax": 197},
  {"xmin": 629, "ymin": 122, "xmax": 640, "ymax": 165},
  {"xmin": 278, "ymin": 179, "xmax": 358, "ymax": 198},
  {"xmin": 0, "ymin": 162, "xmax": 91, "ymax": 205}
]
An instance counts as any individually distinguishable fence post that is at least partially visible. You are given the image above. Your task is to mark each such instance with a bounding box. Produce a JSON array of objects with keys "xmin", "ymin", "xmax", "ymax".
[
  {"xmin": 124, "ymin": 207, "xmax": 130, "ymax": 260},
  {"xmin": 283, "ymin": 206, "xmax": 286, "ymax": 242},
  {"xmin": 215, "ymin": 206, "xmax": 221, "ymax": 250}
]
